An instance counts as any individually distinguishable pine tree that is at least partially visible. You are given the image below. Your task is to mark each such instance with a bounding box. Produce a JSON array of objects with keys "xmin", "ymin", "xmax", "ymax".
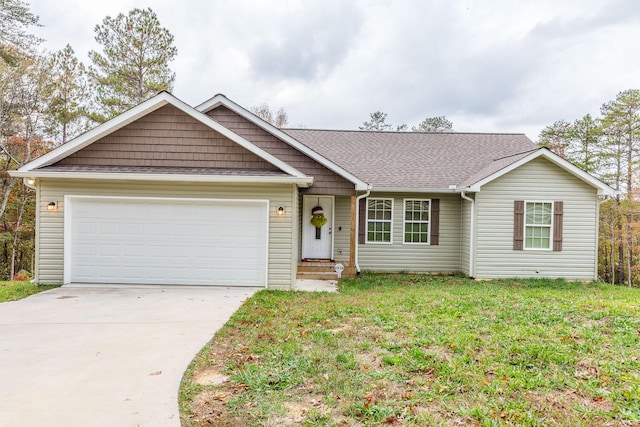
[
  {"xmin": 88, "ymin": 8, "xmax": 177, "ymax": 122},
  {"xmin": 46, "ymin": 45, "xmax": 89, "ymax": 144}
]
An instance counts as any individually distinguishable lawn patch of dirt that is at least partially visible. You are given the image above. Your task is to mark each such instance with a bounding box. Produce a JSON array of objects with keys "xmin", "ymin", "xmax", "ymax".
[{"xmin": 192, "ymin": 367, "xmax": 230, "ymax": 386}]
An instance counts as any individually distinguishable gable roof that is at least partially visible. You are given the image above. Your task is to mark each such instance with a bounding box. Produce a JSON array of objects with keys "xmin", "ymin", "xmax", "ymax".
[
  {"xmin": 14, "ymin": 92, "xmax": 312, "ymax": 186},
  {"xmin": 464, "ymin": 148, "xmax": 617, "ymax": 195},
  {"xmin": 196, "ymin": 94, "xmax": 370, "ymax": 191},
  {"xmin": 284, "ymin": 129, "xmax": 617, "ymax": 196}
]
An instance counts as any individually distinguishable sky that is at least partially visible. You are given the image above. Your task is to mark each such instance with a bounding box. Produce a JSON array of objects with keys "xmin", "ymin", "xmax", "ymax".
[{"xmin": 27, "ymin": 0, "xmax": 640, "ymax": 140}]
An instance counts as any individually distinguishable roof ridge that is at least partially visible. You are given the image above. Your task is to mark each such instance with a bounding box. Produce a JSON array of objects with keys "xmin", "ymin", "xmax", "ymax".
[
  {"xmin": 284, "ymin": 128, "xmax": 527, "ymax": 136},
  {"xmin": 493, "ymin": 148, "xmax": 539, "ymax": 161}
]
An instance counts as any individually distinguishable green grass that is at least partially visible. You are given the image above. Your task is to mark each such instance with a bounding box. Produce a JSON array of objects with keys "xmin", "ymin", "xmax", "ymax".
[
  {"xmin": 0, "ymin": 281, "xmax": 59, "ymax": 302},
  {"xmin": 180, "ymin": 274, "xmax": 640, "ymax": 426}
]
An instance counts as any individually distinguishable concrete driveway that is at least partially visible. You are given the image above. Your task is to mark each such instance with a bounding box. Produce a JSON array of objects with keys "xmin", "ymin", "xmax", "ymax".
[{"xmin": 0, "ymin": 285, "xmax": 256, "ymax": 427}]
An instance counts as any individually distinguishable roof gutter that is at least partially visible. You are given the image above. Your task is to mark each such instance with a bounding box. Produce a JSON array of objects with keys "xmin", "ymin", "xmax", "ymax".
[
  {"xmin": 371, "ymin": 187, "xmax": 460, "ymax": 193},
  {"xmin": 9, "ymin": 170, "xmax": 314, "ymax": 187},
  {"xmin": 459, "ymin": 190, "xmax": 475, "ymax": 279},
  {"xmin": 354, "ymin": 188, "xmax": 371, "ymax": 274}
]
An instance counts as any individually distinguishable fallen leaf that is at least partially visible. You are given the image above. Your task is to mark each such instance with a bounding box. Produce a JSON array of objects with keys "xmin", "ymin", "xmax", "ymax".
[
  {"xmin": 149, "ymin": 371, "xmax": 162, "ymax": 376},
  {"xmin": 482, "ymin": 377, "xmax": 491, "ymax": 386},
  {"xmin": 364, "ymin": 393, "xmax": 373, "ymax": 408}
]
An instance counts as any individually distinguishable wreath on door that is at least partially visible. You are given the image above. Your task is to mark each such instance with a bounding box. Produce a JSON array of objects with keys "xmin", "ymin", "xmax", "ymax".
[{"xmin": 310, "ymin": 205, "xmax": 327, "ymax": 228}]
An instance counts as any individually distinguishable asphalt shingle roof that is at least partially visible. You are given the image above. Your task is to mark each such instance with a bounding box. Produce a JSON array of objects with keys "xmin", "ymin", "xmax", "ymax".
[{"xmin": 283, "ymin": 129, "xmax": 539, "ymax": 189}]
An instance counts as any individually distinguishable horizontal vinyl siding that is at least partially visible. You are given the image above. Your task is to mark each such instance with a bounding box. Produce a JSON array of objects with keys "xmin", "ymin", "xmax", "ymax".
[
  {"xmin": 37, "ymin": 179, "xmax": 296, "ymax": 289},
  {"xmin": 358, "ymin": 193, "xmax": 461, "ymax": 273},
  {"xmin": 333, "ymin": 196, "xmax": 351, "ymax": 263},
  {"xmin": 291, "ymin": 186, "xmax": 300, "ymax": 284},
  {"xmin": 460, "ymin": 198, "xmax": 472, "ymax": 276},
  {"xmin": 474, "ymin": 157, "xmax": 598, "ymax": 280}
]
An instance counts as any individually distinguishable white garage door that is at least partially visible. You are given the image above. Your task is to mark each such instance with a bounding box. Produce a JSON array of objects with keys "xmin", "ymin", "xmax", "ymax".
[{"xmin": 65, "ymin": 196, "xmax": 268, "ymax": 286}]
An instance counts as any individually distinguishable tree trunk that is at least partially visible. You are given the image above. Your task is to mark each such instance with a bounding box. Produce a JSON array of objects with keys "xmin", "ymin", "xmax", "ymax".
[
  {"xmin": 627, "ymin": 132, "xmax": 633, "ymax": 200},
  {"xmin": 627, "ymin": 240, "xmax": 633, "ymax": 287},
  {"xmin": 0, "ymin": 177, "xmax": 18, "ymax": 220},
  {"xmin": 616, "ymin": 198, "xmax": 625, "ymax": 284},
  {"xmin": 10, "ymin": 186, "xmax": 26, "ymax": 279}
]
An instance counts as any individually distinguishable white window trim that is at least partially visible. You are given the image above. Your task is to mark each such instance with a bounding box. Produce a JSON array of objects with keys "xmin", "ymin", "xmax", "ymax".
[
  {"xmin": 365, "ymin": 197, "xmax": 394, "ymax": 244},
  {"xmin": 403, "ymin": 198, "xmax": 431, "ymax": 245},
  {"xmin": 524, "ymin": 200, "xmax": 554, "ymax": 251}
]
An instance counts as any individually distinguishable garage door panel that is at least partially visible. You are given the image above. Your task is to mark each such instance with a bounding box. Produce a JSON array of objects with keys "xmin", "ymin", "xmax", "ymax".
[{"xmin": 67, "ymin": 197, "xmax": 268, "ymax": 286}]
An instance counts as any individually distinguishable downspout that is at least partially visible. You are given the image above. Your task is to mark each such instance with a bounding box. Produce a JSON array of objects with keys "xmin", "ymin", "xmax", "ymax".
[
  {"xmin": 460, "ymin": 191, "xmax": 475, "ymax": 278},
  {"xmin": 354, "ymin": 189, "xmax": 371, "ymax": 274}
]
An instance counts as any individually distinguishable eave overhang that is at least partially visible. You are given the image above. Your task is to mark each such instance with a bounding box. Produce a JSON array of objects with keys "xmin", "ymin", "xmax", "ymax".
[{"xmin": 9, "ymin": 170, "xmax": 314, "ymax": 187}]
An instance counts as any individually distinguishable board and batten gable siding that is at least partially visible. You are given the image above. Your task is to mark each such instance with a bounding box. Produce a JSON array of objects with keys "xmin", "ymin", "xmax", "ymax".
[
  {"xmin": 57, "ymin": 105, "xmax": 278, "ymax": 171},
  {"xmin": 474, "ymin": 157, "xmax": 598, "ymax": 280},
  {"xmin": 358, "ymin": 193, "xmax": 461, "ymax": 273},
  {"xmin": 207, "ymin": 106, "xmax": 355, "ymax": 195},
  {"xmin": 36, "ymin": 179, "xmax": 297, "ymax": 289}
]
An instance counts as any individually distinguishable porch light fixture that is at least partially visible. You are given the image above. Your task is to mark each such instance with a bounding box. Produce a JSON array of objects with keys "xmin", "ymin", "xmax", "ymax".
[
  {"xmin": 26, "ymin": 177, "xmax": 36, "ymax": 186},
  {"xmin": 47, "ymin": 201, "xmax": 57, "ymax": 211},
  {"xmin": 277, "ymin": 206, "xmax": 285, "ymax": 216}
]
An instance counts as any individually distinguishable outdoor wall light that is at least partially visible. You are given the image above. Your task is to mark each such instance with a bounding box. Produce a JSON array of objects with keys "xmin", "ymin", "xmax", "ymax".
[
  {"xmin": 277, "ymin": 206, "xmax": 285, "ymax": 216},
  {"xmin": 47, "ymin": 201, "xmax": 57, "ymax": 211},
  {"xmin": 25, "ymin": 177, "xmax": 36, "ymax": 186}
]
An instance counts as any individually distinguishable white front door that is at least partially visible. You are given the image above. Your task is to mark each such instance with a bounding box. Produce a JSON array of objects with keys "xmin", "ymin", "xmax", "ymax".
[{"xmin": 301, "ymin": 195, "xmax": 334, "ymax": 260}]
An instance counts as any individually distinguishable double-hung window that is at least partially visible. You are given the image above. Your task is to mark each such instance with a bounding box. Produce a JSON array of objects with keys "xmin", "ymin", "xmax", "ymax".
[
  {"xmin": 404, "ymin": 199, "xmax": 430, "ymax": 244},
  {"xmin": 524, "ymin": 201, "xmax": 553, "ymax": 249},
  {"xmin": 366, "ymin": 198, "xmax": 393, "ymax": 243}
]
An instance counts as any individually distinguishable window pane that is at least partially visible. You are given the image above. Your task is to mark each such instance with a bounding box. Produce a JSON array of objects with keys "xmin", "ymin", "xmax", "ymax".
[
  {"xmin": 525, "ymin": 225, "xmax": 551, "ymax": 249},
  {"xmin": 404, "ymin": 199, "xmax": 430, "ymax": 244},
  {"xmin": 367, "ymin": 199, "xmax": 393, "ymax": 243},
  {"xmin": 526, "ymin": 202, "xmax": 552, "ymax": 226}
]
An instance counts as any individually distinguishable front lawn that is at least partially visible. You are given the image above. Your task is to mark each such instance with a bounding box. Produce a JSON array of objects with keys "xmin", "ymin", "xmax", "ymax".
[
  {"xmin": 180, "ymin": 274, "xmax": 640, "ymax": 426},
  {"xmin": 0, "ymin": 281, "xmax": 59, "ymax": 302}
]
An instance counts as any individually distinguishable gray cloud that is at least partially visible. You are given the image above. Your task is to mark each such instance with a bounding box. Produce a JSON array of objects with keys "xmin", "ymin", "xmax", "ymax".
[
  {"xmin": 248, "ymin": 1, "xmax": 364, "ymax": 81},
  {"xmin": 531, "ymin": 0, "xmax": 640, "ymax": 40},
  {"xmin": 25, "ymin": 0, "xmax": 640, "ymax": 141}
]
